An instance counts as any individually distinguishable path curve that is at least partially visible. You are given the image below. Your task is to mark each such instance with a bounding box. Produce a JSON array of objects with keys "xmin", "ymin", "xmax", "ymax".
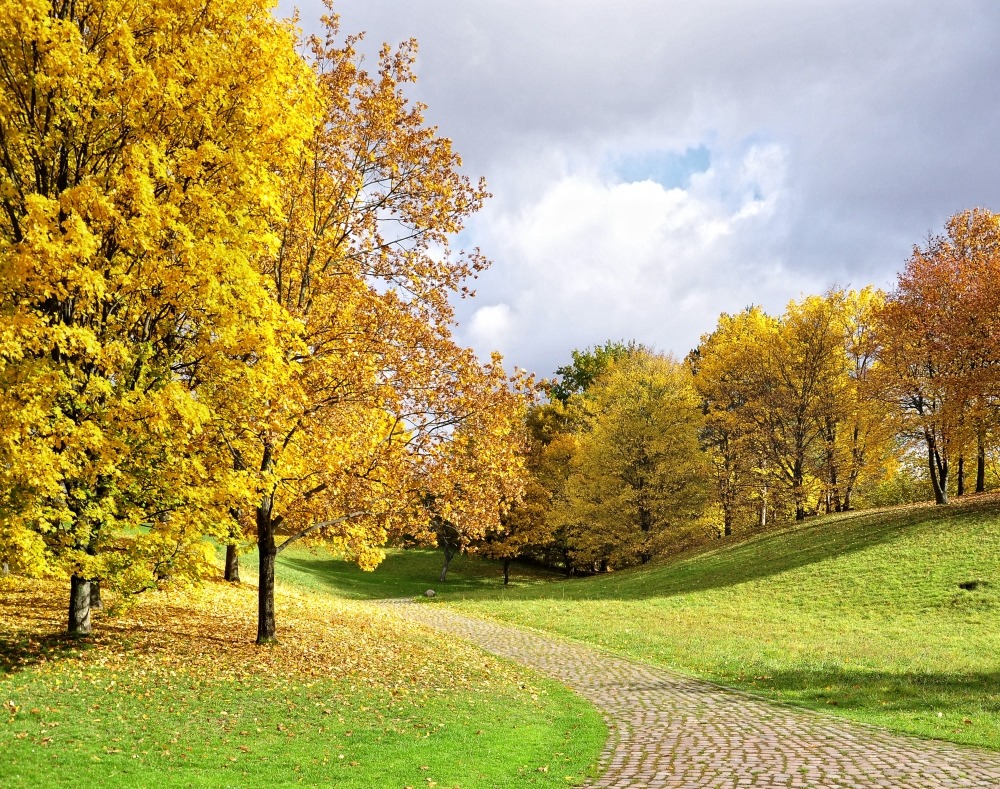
[{"xmin": 380, "ymin": 599, "xmax": 1000, "ymax": 788}]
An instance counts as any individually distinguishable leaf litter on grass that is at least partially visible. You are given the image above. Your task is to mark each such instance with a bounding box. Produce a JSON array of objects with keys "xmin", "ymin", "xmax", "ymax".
[
  {"xmin": 1, "ymin": 575, "xmax": 531, "ymax": 693},
  {"xmin": 0, "ymin": 576, "xmax": 605, "ymax": 788}
]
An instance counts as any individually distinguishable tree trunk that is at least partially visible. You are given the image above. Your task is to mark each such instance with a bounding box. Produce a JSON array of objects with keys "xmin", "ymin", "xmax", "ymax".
[
  {"xmin": 1, "ymin": 559, "xmax": 9, "ymax": 576},
  {"xmin": 68, "ymin": 574, "xmax": 92, "ymax": 636},
  {"xmin": 977, "ymin": 432, "xmax": 987, "ymax": 493},
  {"xmin": 928, "ymin": 439, "xmax": 948, "ymax": 505},
  {"xmin": 502, "ymin": 558, "xmax": 510, "ymax": 586},
  {"xmin": 90, "ymin": 579, "xmax": 103, "ymax": 610},
  {"xmin": 723, "ymin": 508, "xmax": 733, "ymax": 537},
  {"xmin": 256, "ymin": 497, "xmax": 277, "ymax": 644},
  {"xmin": 438, "ymin": 545, "xmax": 455, "ymax": 583},
  {"xmin": 957, "ymin": 455, "xmax": 965, "ymax": 497},
  {"xmin": 793, "ymin": 457, "xmax": 806, "ymax": 520},
  {"xmin": 225, "ymin": 544, "xmax": 241, "ymax": 583}
]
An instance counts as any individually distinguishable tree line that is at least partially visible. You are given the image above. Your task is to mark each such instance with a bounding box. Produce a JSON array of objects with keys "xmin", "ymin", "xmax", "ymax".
[
  {"xmin": 484, "ymin": 209, "xmax": 1000, "ymax": 577},
  {"xmin": 0, "ymin": 0, "xmax": 529, "ymax": 641}
]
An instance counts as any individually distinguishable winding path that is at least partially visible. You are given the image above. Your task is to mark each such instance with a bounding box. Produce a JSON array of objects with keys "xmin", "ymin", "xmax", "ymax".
[{"xmin": 380, "ymin": 599, "xmax": 1000, "ymax": 788}]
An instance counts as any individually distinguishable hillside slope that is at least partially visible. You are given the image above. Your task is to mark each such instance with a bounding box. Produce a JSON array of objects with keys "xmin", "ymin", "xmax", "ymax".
[{"xmin": 448, "ymin": 494, "xmax": 1000, "ymax": 749}]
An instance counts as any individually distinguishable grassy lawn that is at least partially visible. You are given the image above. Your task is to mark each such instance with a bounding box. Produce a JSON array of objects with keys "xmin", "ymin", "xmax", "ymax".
[
  {"xmin": 439, "ymin": 495, "xmax": 1000, "ymax": 750},
  {"xmin": 0, "ymin": 575, "xmax": 605, "ymax": 788},
  {"xmin": 235, "ymin": 544, "xmax": 558, "ymax": 600}
]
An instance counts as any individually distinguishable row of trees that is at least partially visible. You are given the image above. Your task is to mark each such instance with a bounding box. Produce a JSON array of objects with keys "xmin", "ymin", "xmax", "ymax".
[
  {"xmin": 0, "ymin": 0, "xmax": 528, "ymax": 641},
  {"xmin": 486, "ymin": 209, "xmax": 1000, "ymax": 576}
]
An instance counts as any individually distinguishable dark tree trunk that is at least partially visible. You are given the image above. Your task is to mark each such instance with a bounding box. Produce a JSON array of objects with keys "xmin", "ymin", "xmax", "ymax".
[
  {"xmin": 793, "ymin": 457, "xmax": 806, "ymax": 520},
  {"xmin": 89, "ymin": 579, "xmax": 102, "ymax": 610},
  {"xmin": 977, "ymin": 432, "xmax": 987, "ymax": 493},
  {"xmin": 68, "ymin": 574, "xmax": 92, "ymax": 636},
  {"xmin": 957, "ymin": 456, "xmax": 965, "ymax": 497},
  {"xmin": 927, "ymin": 438, "xmax": 949, "ymax": 505},
  {"xmin": 502, "ymin": 558, "xmax": 510, "ymax": 586},
  {"xmin": 723, "ymin": 509, "xmax": 733, "ymax": 537},
  {"xmin": 256, "ymin": 496, "xmax": 278, "ymax": 644},
  {"xmin": 438, "ymin": 545, "xmax": 456, "ymax": 583},
  {"xmin": 225, "ymin": 544, "xmax": 240, "ymax": 583}
]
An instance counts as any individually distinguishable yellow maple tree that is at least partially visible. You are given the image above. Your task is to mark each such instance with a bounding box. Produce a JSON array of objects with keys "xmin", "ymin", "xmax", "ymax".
[
  {"xmin": 203, "ymin": 12, "xmax": 530, "ymax": 643},
  {"xmin": 0, "ymin": 0, "xmax": 314, "ymax": 633}
]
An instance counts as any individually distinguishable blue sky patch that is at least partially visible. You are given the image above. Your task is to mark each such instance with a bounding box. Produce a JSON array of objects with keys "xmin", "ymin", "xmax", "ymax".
[{"xmin": 612, "ymin": 146, "xmax": 711, "ymax": 189}]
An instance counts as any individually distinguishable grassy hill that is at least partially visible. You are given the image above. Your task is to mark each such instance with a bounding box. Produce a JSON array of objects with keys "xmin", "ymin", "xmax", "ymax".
[
  {"xmin": 441, "ymin": 494, "xmax": 1000, "ymax": 750},
  {"xmin": 271, "ymin": 493, "xmax": 1000, "ymax": 750}
]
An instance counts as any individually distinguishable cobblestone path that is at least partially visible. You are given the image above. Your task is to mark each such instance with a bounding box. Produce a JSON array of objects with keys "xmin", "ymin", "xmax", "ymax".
[{"xmin": 380, "ymin": 599, "xmax": 1000, "ymax": 788}]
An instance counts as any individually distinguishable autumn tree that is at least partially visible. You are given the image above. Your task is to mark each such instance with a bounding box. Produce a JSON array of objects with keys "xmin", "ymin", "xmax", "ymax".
[
  {"xmin": 0, "ymin": 0, "xmax": 313, "ymax": 633},
  {"xmin": 205, "ymin": 14, "xmax": 529, "ymax": 643},
  {"xmin": 557, "ymin": 351, "xmax": 713, "ymax": 569},
  {"xmin": 875, "ymin": 209, "xmax": 1000, "ymax": 504},
  {"xmin": 479, "ymin": 402, "xmax": 571, "ymax": 584},
  {"xmin": 689, "ymin": 308, "xmax": 775, "ymax": 535},
  {"xmin": 824, "ymin": 287, "xmax": 898, "ymax": 511},
  {"xmin": 549, "ymin": 340, "xmax": 645, "ymax": 404}
]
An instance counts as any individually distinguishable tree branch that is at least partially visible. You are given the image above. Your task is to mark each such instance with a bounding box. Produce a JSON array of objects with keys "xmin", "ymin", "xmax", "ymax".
[{"xmin": 276, "ymin": 510, "xmax": 371, "ymax": 554}]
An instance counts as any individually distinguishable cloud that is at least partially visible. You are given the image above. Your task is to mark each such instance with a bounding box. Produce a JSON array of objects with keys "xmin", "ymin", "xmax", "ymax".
[
  {"xmin": 452, "ymin": 142, "xmax": 820, "ymax": 374},
  {"xmin": 467, "ymin": 303, "xmax": 515, "ymax": 356},
  {"xmin": 283, "ymin": 0, "xmax": 1000, "ymax": 375}
]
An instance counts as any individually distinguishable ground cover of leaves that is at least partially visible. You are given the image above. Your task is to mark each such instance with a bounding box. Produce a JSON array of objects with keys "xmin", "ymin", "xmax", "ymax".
[{"xmin": 0, "ymin": 576, "xmax": 604, "ymax": 788}]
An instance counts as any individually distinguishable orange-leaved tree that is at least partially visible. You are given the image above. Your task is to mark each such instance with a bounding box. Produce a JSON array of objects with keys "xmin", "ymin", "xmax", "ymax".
[
  {"xmin": 210, "ymin": 13, "xmax": 530, "ymax": 643},
  {"xmin": 875, "ymin": 209, "xmax": 1000, "ymax": 504}
]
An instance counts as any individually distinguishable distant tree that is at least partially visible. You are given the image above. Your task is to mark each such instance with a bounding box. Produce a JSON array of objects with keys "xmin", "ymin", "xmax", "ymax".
[
  {"xmin": 549, "ymin": 340, "xmax": 644, "ymax": 404},
  {"xmin": 480, "ymin": 404, "xmax": 571, "ymax": 584},
  {"xmin": 689, "ymin": 308, "xmax": 774, "ymax": 535},
  {"xmin": 875, "ymin": 209, "xmax": 1000, "ymax": 505},
  {"xmin": 557, "ymin": 351, "xmax": 713, "ymax": 569}
]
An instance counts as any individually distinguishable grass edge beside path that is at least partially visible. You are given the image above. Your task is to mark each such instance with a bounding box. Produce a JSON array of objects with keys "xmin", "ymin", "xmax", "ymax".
[{"xmin": 439, "ymin": 496, "xmax": 1000, "ymax": 751}]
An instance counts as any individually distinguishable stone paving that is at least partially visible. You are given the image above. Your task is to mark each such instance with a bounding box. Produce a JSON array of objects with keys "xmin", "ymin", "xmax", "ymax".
[{"xmin": 380, "ymin": 599, "xmax": 1000, "ymax": 788}]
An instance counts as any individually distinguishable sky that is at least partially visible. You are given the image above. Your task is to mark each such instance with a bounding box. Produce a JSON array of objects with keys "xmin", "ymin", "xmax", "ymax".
[{"xmin": 279, "ymin": 0, "xmax": 1000, "ymax": 378}]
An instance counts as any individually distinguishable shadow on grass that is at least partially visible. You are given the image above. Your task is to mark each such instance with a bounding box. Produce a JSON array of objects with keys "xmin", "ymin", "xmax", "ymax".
[
  {"xmin": 276, "ymin": 549, "xmax": 554, "ymax": 600},
  {"xmin": 472, "ymin": 496, "xmax": 1000, "ymax": 603},
  {"xmin": 728, "ymin": 666, "xmax": 1000, "ymax": 711},
  {"xmin": 0, "ymin": 631, "xmax": 89, "ymax": 676}
]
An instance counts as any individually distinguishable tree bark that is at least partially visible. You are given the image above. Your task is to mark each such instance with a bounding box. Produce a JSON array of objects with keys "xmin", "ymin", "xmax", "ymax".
[
  {"xmin": 68, "ymin": 574, "xmax": 92, "ymax": 636},
  {"xmin": 977, "ymin": 432, "xmax": 987, "ymax": 493},
  {"xmin": 927, "ymin": 438, "xmax": 949, "ymax": 505},
  {"xmin": 90, "ymin": 579, "xmax": 103, "ymax": 610},
  {"xmin": 438, "ymin": 545, "xmax": 456, "ymax": 583},
  {"xmin": 793, "ymin": 456, "xmax": 806, "ymax": 520},
  {"xmin": 256, "ymin": 495, "xmax": 278, "ymax": 644},
  {"xmin": 957, "ymin": 455, "xmax": 965, "ymax": 497},
  {"xmin": 225, "ymin": 544, "xmax": 240, "ymax": 583},
  {"xmin": 1, "ymin": 559, "xmax": 9, "ymax": 576},
  {"xmin": 502, "ymin": 558, "xmax": 510, "ymax": 586}
]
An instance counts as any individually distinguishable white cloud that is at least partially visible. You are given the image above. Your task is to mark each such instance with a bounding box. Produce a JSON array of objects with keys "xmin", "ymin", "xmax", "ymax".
[
  {"xmin": 283, "ymin": 0, "xmax": 1000, "ymax": 375},
  {"xmin": 455, "ymin": 142, "xmax": 820, "ymax": 373},
  {"xmin": 467, "ymin": 303, "xmax": 516, "ymax": 356}
]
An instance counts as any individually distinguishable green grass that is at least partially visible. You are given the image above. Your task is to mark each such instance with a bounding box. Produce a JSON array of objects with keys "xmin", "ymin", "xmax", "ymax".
[
  {"xmin": 2, "ymin": 668, "xmax": 602, "ymax": 788},
  {"xmin": 1, "ymin": 560, "xmax": 606, "ymax": 787},
  {"xmin": 235, "ymin": 544, "xmax": 559, "ymax": 600},
  {"xmin": 440, "ymin": 495, "xmax": 1000, "ymax": 749}
]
